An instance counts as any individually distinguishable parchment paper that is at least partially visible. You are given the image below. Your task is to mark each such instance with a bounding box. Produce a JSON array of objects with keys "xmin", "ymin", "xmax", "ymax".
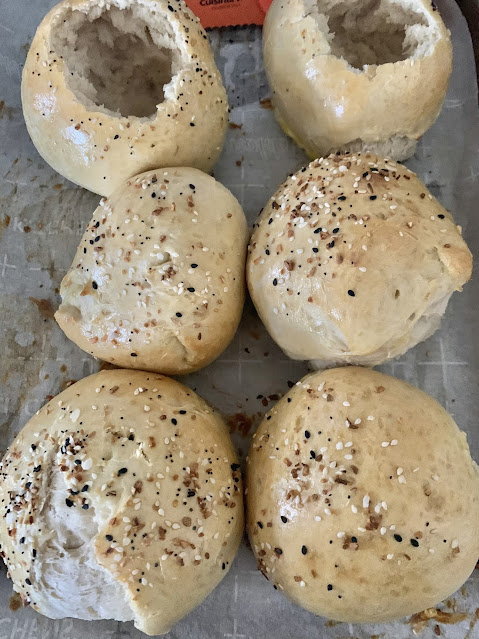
[{"xmin": 1, "ymin": 0, "xmax": 479, "ymax": 637}]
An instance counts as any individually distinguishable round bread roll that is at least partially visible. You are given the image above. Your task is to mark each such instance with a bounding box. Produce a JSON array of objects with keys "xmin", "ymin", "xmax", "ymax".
[
  {"xmin": 247, "ymin": 153, "xmax": 472, "ymax": 368},
  {"xmin": 55, "ymin": 167, "xmax": 248, "ymax": 375},
  {"xmin": 263, "ymin": 0, "xmax": 452, "ymax": 160},
  {"xmin": 247, "ymin": 367, "xmax": 479, "ymax": 623},
  {"xmin": 21, "ymin": 0, "xmax": 228, "ymax": 196},
  {"xmin": 0, "ymin": 369, "xmax": 243, "ymax": 636}
]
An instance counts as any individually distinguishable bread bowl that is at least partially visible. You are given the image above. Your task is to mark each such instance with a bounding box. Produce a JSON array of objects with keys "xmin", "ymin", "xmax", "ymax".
[
  {"xmin": 263, "ymin": 0, "xmax": 453, "ymax": 160},
  {"xmin": 22, "ymin": 0, "xmax": 228, "ymax": 196}
]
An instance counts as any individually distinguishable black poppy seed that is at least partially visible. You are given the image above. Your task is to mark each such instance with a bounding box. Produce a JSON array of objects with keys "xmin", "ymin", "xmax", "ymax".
[
  {"xmin": 410, "ymin": 539, "xmax": 419, "ymax": 547},
  {"xmin": 191, "ymin": 263, "xmax": 198, "ymax": 268},
  {"xmin": 327, "ymin": 584, "xmax": 333, "ymax": 591},
  {"xmin": 190, "ymin": 122, "xmax": 195, "ymax": 127},
  {"xmin": 187, "ymin": 287, "xmax": 195, "ymax": 292},
  {"xmin": 369, "ymin": 195, "xmax": 377, "ymax": 200},
  {"xmin": 333, "ymin": 228, "xmax": 339, "ymax": 233},
  {"xmin": 31, "ymin": 444, "xmax": 36, "ymax": 451},
  {"xmin": 131, "ymin": 353, "xmax": 138, "ymax": 357},
  {"xmin": 304, "ymin": 430, "xmax": 310, "ymax": 439},
  {"xmin": 189, "ymin": 184, "xmax": 195, "ymax": 189},
  {"xmin": 312, "ymin": 247, "xmax": 319, "ymax": 253},
  {"xmin": 310, "ymin": 450, "xmax": 316, "ymax": 459},
  {"xmin": 91, "ymin": 281, "xmax": 98, "ymax": 289},
  {"xmin": 274, "ymin": 547, "xmax": 283, "ymax": 555},
  {"xmin": 151, "ymin": 192, "xmax": 156, "ymax": 198},
  {"xmin": 82, "ymin": 504, "xmax": 89, "ymax": 510},
  {"xmin": 272, "ymin": 278, "xmax": 278, "ymax": 286},
  {"xmin": 351, "ymin": 536, "xmax": 358, "ymax": 543},
  {"xmin": 117, "ymin": 467, "xmax": 128, "ymax": 476},
  {"xmin": 347, "ymin": 290, "xmax": 355, "ymax": 297},
  {"xmin": 187, "ymin": 489, "xmax": 196, "ymax": 497},
  {"xmin": 281, "ymin": 516, "xmax": 288, "ymax": 523},
  {"xmin": 176, "ymin": 312, "xmax": 182, "ymax": 317},
  {"xmin": 179, "ymin": 410, "xmax": 187, "ymax": 414},
  {"xmin": 25, "ymin": 578, "xmax": 31, "ymax": 585},
  {"xmin": 268, "ymin": 218, "xmax": 273, "ymax": 225},
  {"xmin": 231, "ymin": 463, "xmax": 240, "ymax": 471},
  {"xmin": 19, "ymin": 537, "xmax": 25, "ymax": 544},
  {"xmin": 33, "ymin": 465, "xmax": 41, "ymax": 472},
  {"xmin": 301, "ymin": 545, "xmax": 307, "ymax": 555},
  {"xmin": 338, "ymin": 196, "xmax": 346, "ymax": 201},
  {"xmin": 257, "ymin": 521, "xmax": 263, "ymax": 529},
  {"xmin": 81, "ymin": 485, "xmax": 89, "ymax": 492},
  {"xmin": 65, "ymin": 498, "xmax": 74, "ymax": 507},
  {"xmin": 394, "ymin": 534, "xmax": 403, "ymax": 542},
  {"xmin": 438, "ymin": 214, "xmax": 445, "ymax": 219}
]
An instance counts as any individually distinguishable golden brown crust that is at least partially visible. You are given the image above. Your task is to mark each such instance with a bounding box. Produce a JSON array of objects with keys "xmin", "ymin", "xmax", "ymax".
[
  {"xmin": 21, "ymin": 0, "xmax": 228, "ymax": 196},
  {"xmin": 246, "ymin": 367, "xmax": 479, "ymax": 623},
  {"xmin": 55, "ymin": 167, "xmax": 248, "ymax": 375},
  {"xmin": 247, "ymin": 153, "xmax": 472, "ymax": 366},
  {"xmin": 263, "ymin": 0, "xmax": 453, "ymax": 159},
  {"xmin": 0, "ymin": 369, "xmax": 243, "ymax": 635}
]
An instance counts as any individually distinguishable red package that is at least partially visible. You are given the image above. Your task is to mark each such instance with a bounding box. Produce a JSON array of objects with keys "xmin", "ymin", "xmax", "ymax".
[{"xmin": 184, "ymin": 0, "xmax": 273, "ymax": 28}]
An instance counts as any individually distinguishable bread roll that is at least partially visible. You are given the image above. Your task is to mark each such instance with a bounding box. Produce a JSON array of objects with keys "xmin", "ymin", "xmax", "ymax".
[
  {"xmin": 247, "ymin": 367, "xmax": 479, "ymax": 623},
  {"xmin": 263, "ymin": 0, "xmax": 452, "ymax": 160},
  {"xmin": 55, "ymin": 167, "xmax": 248, "ymax": 375},
  {"xmin": 0, "ymin": 369, "xmax": 243, "ymax": 636},
  {"xmin": 21, "ymin": 0, "xmax": 228, "ymax": 196},
  {"xmin": 247, "ymin": 153, "xmax": 472, "ymax": 368}
]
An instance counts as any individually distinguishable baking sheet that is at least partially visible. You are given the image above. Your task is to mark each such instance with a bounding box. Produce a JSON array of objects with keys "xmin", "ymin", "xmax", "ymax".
[{"xmin": 1, "ymin": 0, "xmax": 479, "ymax": 637}]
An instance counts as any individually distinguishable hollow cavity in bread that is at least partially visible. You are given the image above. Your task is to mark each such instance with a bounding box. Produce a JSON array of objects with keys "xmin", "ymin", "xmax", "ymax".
[
  {"xmin": 304, "ymin": 0, "xmax": 439, "ymax": 71},
  {"xmin": 51, "ymin": 2, "xmax": 187, "ymax": 119}
]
